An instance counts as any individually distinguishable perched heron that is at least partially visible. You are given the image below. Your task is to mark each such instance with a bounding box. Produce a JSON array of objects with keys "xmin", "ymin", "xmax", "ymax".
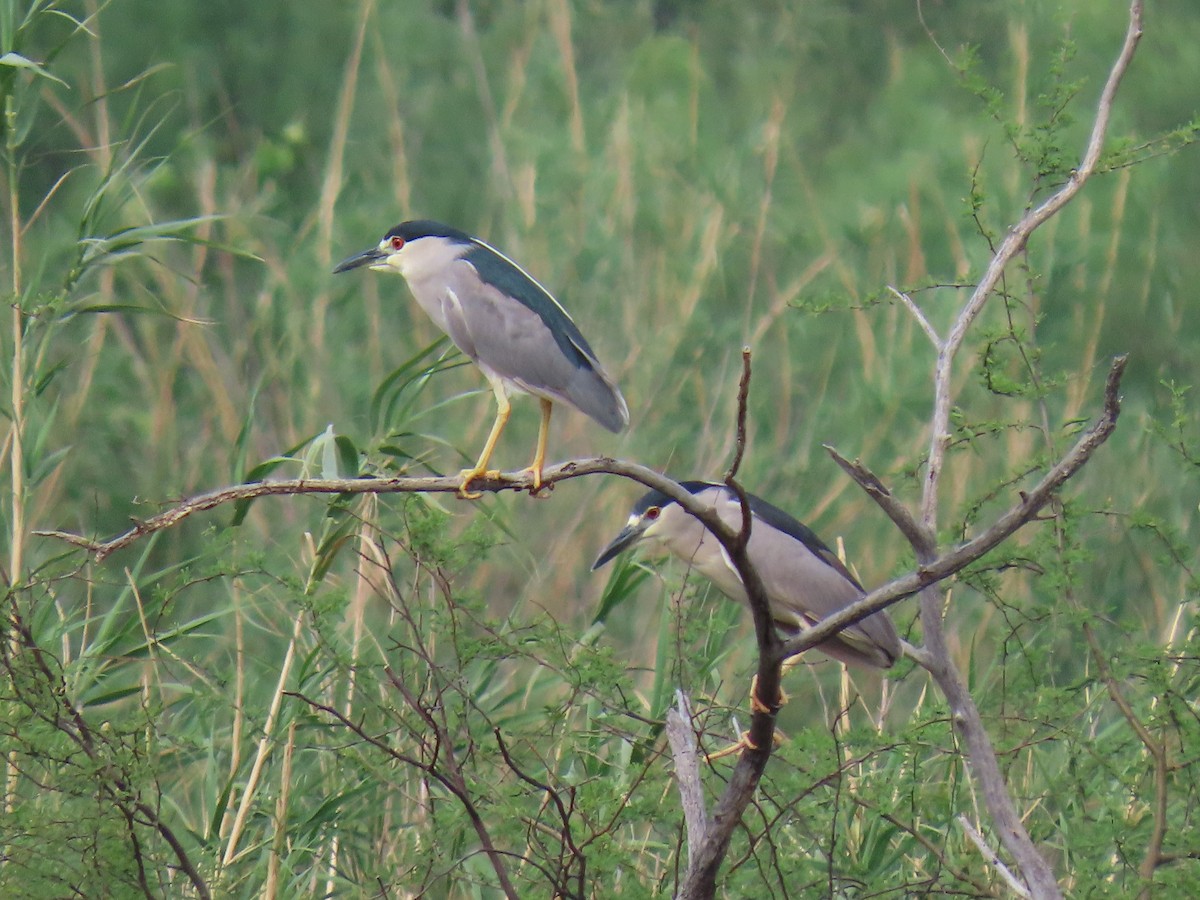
[
  {"xmin": 335, "ymin": 220, "xmax": 628, "ymax": 497},
  {"xmin": 593, "ymin": 480, "xmax": 901, "ymax": 710}
]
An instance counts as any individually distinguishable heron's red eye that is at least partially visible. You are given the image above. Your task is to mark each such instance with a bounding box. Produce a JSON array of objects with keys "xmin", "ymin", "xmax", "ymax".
[
  {"xmin": 390, "ymin": 235, "xmax": 405, "ymax": 251},
  {"xmin": 645, "ymin": 506, "xmax": 661, "ymax": 521}
]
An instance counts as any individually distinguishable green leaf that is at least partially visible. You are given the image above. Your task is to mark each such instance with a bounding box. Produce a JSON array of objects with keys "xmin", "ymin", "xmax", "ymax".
[{"xmin": 0, "ymin": 51, "xmax": 68, "ymax": 86}]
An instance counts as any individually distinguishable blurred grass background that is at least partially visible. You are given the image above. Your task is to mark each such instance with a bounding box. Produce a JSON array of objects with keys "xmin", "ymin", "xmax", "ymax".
[{"xmin": 2, "ymin": 0, "xmax": 1198, "ymax": 894}]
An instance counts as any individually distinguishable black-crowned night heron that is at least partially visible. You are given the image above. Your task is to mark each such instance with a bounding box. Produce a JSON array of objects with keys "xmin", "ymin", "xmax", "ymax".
[
  {"xmin": 593, "ymin": 480, "xmax": 901, "ymax": 711},
  {"xmin": 335, "ymin": 220, "xmax": 629, "ymax": 498}
]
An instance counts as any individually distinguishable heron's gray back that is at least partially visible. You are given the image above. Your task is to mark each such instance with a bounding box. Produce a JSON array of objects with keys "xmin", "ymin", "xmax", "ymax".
[
  {"xmin": 434, "ymin": 260, "xmax": 627, "ymax": 431},
  {"xmin": 662, "ymin": 488, "xmax": 900, "ymax": 667}
]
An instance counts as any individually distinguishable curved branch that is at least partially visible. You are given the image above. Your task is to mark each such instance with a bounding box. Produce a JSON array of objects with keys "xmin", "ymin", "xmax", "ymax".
[{"xmin": 34, "ymin": 460, "xmax": 687, "ymax": 561}]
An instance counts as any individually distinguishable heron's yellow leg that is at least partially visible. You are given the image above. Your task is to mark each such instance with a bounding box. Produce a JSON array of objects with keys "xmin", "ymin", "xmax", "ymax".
[
  {"xmin": 519, "ymin": 398, "xmax": 553, "ymax": 494},
  {"xmin": 459, "ymin": 378, "xmax": 510, "ymax": 499}
]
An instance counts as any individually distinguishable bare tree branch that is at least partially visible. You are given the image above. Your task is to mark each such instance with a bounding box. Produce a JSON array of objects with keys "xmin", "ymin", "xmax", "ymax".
[
  {"xmin": 813, "ymin": 355, "xmax": 1125, "ymax": 900},
  {"xmin": 722, "ymin": 348, "xmax": 753, "ymax": 490},
  {"xmin": 823, "ymin": 447, "xmax": 936, "ymax": 556},
  {"xmin": 665, "ymin": 692, "xmax": 708, "ymax": 871},
  {"xmin": 888, "ymin": 7, "xmax": 1147, "ymax": 895},
  {"xmin": 34, "ymin": 462, "xmax": 692, "ymax": 561},
  {"xmin": 888, "ymin": 285, "xmax": 941, "ymax": 348},
  {"xmin": 922, "ymin": 0, "xmax": 1144, "ymax": 527}
]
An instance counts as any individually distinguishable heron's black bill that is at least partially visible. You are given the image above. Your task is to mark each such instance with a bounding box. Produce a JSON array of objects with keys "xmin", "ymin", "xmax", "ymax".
[
  {"xmin": 333, "ymin": 247, "xmax": 386, "ymax": 273},
  {"xmin": 591, "ymin": 525, "xmax": 643, "ymax": 570}
]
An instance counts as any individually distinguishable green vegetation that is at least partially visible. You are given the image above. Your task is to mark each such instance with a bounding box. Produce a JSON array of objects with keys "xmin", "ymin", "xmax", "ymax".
[{"xmin": 1, "ymin": 0, "xmax": 1197, "ymax": 895}]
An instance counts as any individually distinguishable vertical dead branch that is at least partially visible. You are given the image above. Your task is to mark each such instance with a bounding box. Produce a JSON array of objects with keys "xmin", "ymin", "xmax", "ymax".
[{"xmin": 665, "ymin": 692, "xmax": 708, "ymax": 871}]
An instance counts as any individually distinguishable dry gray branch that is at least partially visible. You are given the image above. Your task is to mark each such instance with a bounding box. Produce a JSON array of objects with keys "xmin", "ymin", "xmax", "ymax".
[
  {"xmin": 823, "ymin": 447, "xmax": 936, "ymax": 556},
  {"xmin": 887, "ymin": 285, "xmax": 940, "ymax": 347},
  {"xmin": 811, "ymin": 356, "xmax": 1125, "ymax": 900},
  {"xmin": 665, "ymin": 692, "xmax": 708, "ymax": 871}
]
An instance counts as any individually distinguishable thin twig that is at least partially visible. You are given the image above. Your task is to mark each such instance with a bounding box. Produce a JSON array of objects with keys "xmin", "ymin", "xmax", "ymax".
[
  {"xmin": 822, "ymin": 446, "xmax": 936, "ymax": 556},
  {"xmin": 958, "ymin": 815, "xmax": 1032, "ymax": 899},
  {"xmin": 494, "ymin": 729, "xmax": 585, "ymax": 899},
  {"xmin": 722, "ymin": 347, "xmax": 753, "ymax": 488},
  {"xmin": 888, "ymin": 285, "xmax": 941, "ymax": 348},
  {"xmin": 1081, "ymin": 620, "xmax": 1169, "ymax": 896},
  {"xmin": 291, "ymin": 683, "xmax": 522, "ymax": 900},
  {"xmin": 722, "ymin": 348, "xmax": 757, "ymax": 601},
  {"xmin": 1, "ymin": 606, "xmax": 212, "ymax": 899},
  {"xmin": 847, "ymin": 799, "xmax": 999, "ymax": 896}
]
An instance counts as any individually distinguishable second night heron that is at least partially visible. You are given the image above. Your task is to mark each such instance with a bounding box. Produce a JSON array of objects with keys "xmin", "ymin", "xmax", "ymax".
[
  {"xmin": 335, "ymin": 220, "xmax": 629, "ymax": 497},
  {"xmin": 593, "ymin": 481, "xmax": 901, "ymax": 706}
]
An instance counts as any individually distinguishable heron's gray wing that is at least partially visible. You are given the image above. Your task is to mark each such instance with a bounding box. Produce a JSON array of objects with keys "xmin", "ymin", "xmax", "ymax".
[
  {"xmin": 445, "ymin": 258, "xmax": 629, "ymax": 432},
  {"xmin": 752, "ymin": 522, "xmax": 900, "ymax": 667},
  {"xmin": 438, "ymin": 287, "xmax": 478, "ymax": 359},
  {"xmin": 464, "ymin": 243, "xmax": 601, "ymax": 365},
  {"xmin": 713, "ymin": 491, "xmax": 901, "ymax": 668}
]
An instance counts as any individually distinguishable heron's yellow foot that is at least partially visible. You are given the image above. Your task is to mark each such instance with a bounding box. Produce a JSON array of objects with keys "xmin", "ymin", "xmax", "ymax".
[
  {"xmin": 518, "ymin": 463, "xmax": 550, "ymax": 497},
  {"xmin": 749, "ymin": 675, "xmax": 789, "ymax": 714},
  {"xmin": 705, "ymin": 731, "xmax": 756, "ymax": 762},
  {"xmin": 457, "ymin": 467, "xmax": 503, "ymax": 500},
  {"xmin": 705, "ymin": 729, "xmax": 785, "ymax": 762}
]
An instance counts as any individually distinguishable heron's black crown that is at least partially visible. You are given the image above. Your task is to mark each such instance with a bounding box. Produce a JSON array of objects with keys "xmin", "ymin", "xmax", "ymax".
[
  {"xmin": 631, "ymin": 481, "xmax": 721, "ymax": 515},
  {"xmin": 385, "ymin": 220, "xmax": 474, "ymax": 245}
]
